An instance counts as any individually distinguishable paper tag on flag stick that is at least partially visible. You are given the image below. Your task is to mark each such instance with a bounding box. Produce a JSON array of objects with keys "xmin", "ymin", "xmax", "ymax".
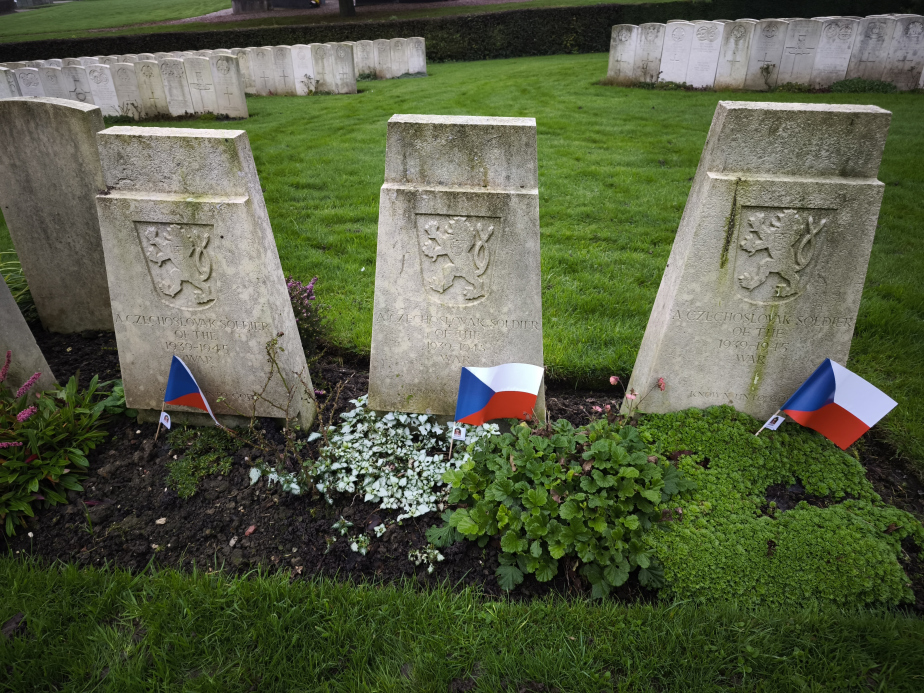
[
  {"xmin": 159, "ymin": 411, "xmax": 172, "ymax": 430},
  {"xmin": 763, "ymin": 413, "xmax": 784, "ymax": 431},
  {"xmin": 451, "ymin": 425, "xmax": 466, "ymax": 442}
]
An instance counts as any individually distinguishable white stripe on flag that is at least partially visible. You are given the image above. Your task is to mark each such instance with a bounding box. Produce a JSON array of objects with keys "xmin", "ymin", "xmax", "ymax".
[
  {"xmin": 829, "ymin": 360, "xmax": 897, "ymax": 427},
  {"xmin": 464, "ymin": 363, "xmax": 544, "ymax": 395}
]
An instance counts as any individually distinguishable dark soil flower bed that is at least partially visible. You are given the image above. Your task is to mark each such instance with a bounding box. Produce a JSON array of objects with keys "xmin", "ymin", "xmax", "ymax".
[{"xmin": 4, "ymin": 329, "xmax": 923, "ymax": 608}]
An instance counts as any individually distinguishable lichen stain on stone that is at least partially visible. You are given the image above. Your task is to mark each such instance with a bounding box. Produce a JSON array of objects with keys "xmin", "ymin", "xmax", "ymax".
[
  {"xmin": 748, "ymin": 302, "xmax": 776, "ymax": 400},
  {"xmin": 719, "ymin": 178, "xmax": 741, "ymax": 270}
]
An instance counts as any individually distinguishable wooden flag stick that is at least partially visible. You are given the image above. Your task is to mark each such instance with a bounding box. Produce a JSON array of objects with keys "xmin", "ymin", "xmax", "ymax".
[
  {"xmin": 755, "ymin": 409, "xmax": 782, "ymax": 437},
  {"xmin": 448, "ymin": 438, "xmax": 455, "ymax": 460},
  {"xmin": 154, "ymin": 401, "xmax": 166, "ymax": 442}
]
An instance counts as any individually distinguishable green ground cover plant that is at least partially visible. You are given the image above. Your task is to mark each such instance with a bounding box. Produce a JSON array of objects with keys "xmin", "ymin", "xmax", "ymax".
[
  {"xmin": 1, "ymin": 53, "xmax": 921, "ymax": 467},
  {"xmin": 165, "ymin": 426, "xmax": 246, "ymax": 498},
  {"xmin": 2, "ymin": 558, "xmax": 924, "ymax": 691}
]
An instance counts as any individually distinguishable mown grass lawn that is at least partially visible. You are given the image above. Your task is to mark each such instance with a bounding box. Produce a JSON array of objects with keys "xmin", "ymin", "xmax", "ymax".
[
  {"xmin": 1, "ymin": 53, "xmax": 922, "ymax": 467},
  {"xmin": 1, "ymin": 558, "xmax": 922, "ymax": 691}
]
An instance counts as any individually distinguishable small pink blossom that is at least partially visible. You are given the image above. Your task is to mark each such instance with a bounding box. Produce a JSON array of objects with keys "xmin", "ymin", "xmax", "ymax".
[
  {"xmin": 15, "ymin": 372, "xmax": 41, "ymax": 399},
  {"xmin": 625, "ymin": 389, "xmax": 638, "ymax": 401},
  {"xmin": 657, "ymin": 377, "xmax": 666, "ymax": 392},
  {"xmin": 609, "ymin": 376, "xmax": 619, "ymax": 386},
  {"xmin": 592, "ymin": 406, "xmax": 603, "ymax": 413},
  {"xmin": 16, "ymin": 406, "xmax": 37, "ymax": 422},
  {"xmin": 0, "ymin": 350, "xmax": 10, "ymax": 384},
  {"xmin": 0, "ymin": 441, "xmax": 23, "ymax": 448}
]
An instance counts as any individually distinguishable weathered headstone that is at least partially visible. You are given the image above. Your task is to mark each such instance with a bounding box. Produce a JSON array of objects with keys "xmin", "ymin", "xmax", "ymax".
[
  {"xmin": 24, "ymin": 60, "xmax": 45, "ymax": 68},
  {"xmin": 368, "ymin": 115, "xmax": 545, "ymax": 418},
  {"xmin": 250, "ymin": 47, "xmax": 277, "ymax": 95},
  {"xmin": 45, "ymin": 59, "xmax": 63, "ymax": 68},
  {"xmin": 881, "ymin": 16, "xmax": 924, "ymax": 90},
  {"xmin": 137, "ymin": 53, "xmax": 156, "ymax": 62},
  {"xmin": 0, "ymin": 67, "xmax": 20, "ymax": 98},
  {"xmin": 0, "ymin": 278, "xmax": 57, "ymax": 396},
  {"xmin": 159, "ymin": 59, "xmax": 195, "ymax": 116},
  {"xmin": 327, "ymin": 42, "xmax": 357, "ymax": 94},
  {"xmin": 810, "ymin": 18, "xmax": 859, "ymax": 88},
  {"xmin": 14, "ymin": 68, "xmax": 45, "ymax": 97},
  {"xmin": 714, "ymin": 20, "xmax": 756, "ymax": 89},
  {"xmin": 0, "ymin": 98, "xmax": 112, "ymax": 332},
  {"xmin": 354, "ymin": 40, "xmax": 375, "ymax": 78},
  {"xmin": 272, "ymin": 45, "xmax": 297, "ymax": 96},
  {"xmin": 238, "ymin": 49, "xmax": 256, "ymax": 94},
  {"xmin": 373, "ymin": 39, "xmax": 393, "ymax": 79},
  {"xmin": 623, "ymin": 101, "xmax": 891, "ymax": 420},
  {"xmin": 291, "ymin": 44, "xmax": 316, "ymax": 94},
  {"xmin": 209, "ymin": 55, "xmax": 248, "ymax": 119},
  {"xmin": 311, "ymin": 43, "xmax": 335, "ymax": 93},
  {"xmin": 2, "ymin": 62, "xmax": 26, "ymax": 69},
  {"xmin": 184, "ymin": 56, "xmax": 218, "ymax": 113},
  {"xmin": 78, "ymin": 57, "xmax": 99, "ymax": 67},
  {"xmin": 390, "ymin": 38, "xmax": 409, "ymax": 77},
  {"xmin": 62, "ymin": 66, "xmax": 96, "ymax": 104},
  {"xmin": 777, "ymin": 19, "xmax": 823, "ymax": 85},
  {"xmin": 135, "ymin": 61, "xmax": 170, "ymax": 115},
  {"xmin": 606, "ymin": 24, "xmax": 638, "ymax": 86},
  {"xmin": 99, "ymin": 55, "xmax": 120, "ymax": 66},
  {"xmin": 685, "ymin": 21, "xmax": 724, "ymax": 87},
  {"xmin": 154, "ymin": 53, "xmax": 172, "ymax": 61},
  {"xmin": 659, "ymin": 22, "xmax": 694, "ymax": 83},
  {"xmin": 37, "ymin": 66, "xmax": 67, "ymax": 99},
  {"xmin": 846, "ymin": 17, "xmax": 896, "ymax": 80},
  {"xmin": 408, "ymin": 37, "xmax": 427, "ymax": 75},
  {"xmin": 94, "ymin": 127, "xmax": 316, "ymax": 427},
  {"xmin": 633, "ymin": 23, "xmax": 666, "ymax": 83},
  {"xmin": 86, "ymin": 64, "xmax": 121, "ymax": 116},
  {"xmin": 744, "ymin": 20, "xmax": 789, "ymax": 90},
  {"xmin": 121, "ymin": 55, "xmax": 139, "ymax": 63},
  {"xmin": 111, "ymin": 63, "xmax": 145, "ymax": 120}
]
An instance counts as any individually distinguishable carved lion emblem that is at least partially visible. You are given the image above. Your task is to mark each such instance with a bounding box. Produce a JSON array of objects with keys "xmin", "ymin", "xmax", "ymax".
[
  {"xmin": 416, "ymin": 215, "xmax": 500, "ymax": 305},
  {"xmin": 735, "ymin": 208, "xmax": 829, "ymax": 304},
  {"xmin": 136, "ymin": 222, "xmax": 217, "ymax": 309}
]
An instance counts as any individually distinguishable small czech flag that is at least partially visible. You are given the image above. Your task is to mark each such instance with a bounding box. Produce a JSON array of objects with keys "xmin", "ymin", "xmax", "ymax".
[
  {"xmin": 164, "ymin": 355, "xmax": 218, "ymax": 426},
  {"xmin": 454, "ymin": 363, "xmax": 544, "ymax": 426},
  {"xmin": 781, "ymin": 358, "xmax": 896, "ymax": 449}
]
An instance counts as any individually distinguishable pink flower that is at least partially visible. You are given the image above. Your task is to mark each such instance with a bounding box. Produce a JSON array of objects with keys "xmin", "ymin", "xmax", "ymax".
[
  {"xmin": 609, "ymin": 376, "xmax": 619, "ymax": 386},
  {"xmin": 0, "ymin": 350, "xmax": 10, "ymax": 384},
  {"xmin": 0, "ymin": 441, "xmax": 23, "ymax": 448},
  {"xmin": 604, "ymin": 404, "xmax": 611, "ymax": 412},
  {"xmin": 314, "ymin": 389, "xmax": 326, "ymax": 397},
  {"xmin": 592, "ymin": 406, "xmax": 603, "ymax": 413},
  {"xmin": 15, "ymin": 372, "xmax": 41, "ymax": 398},
  {"xmin": 657, "ymin": 377, "xmax": 666, "ymax": 392},
  {"xmin": 625, "ymin": 389, "xmax": 638, "ymax": 401},
  {"xmin": 16, "ymin": 406, "xmax": 37, "ymax": 423}
]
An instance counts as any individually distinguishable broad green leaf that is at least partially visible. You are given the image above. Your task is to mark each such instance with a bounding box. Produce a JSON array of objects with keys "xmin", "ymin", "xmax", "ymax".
[
  {"xmin": 535, "ymin": 558, "xmax": 557, "ymax": 582},
  {"xmin": 496, "ymin": 565, "xmax": 524, "ymax": 591},
  {"xmin": 559, "ymin": 500, "xmax": 580, "ymax": 520},
  {"xmin": 450, "ymin": 509, "xmax": 480, "ymax": 536},
  {"xmin": 524, "ymin": 487, "xmax": 548, "ymax": 509},
  {"xmin": 500, "ymin": 529, "xmax": 527, "ymax": 554},
  {"xmin": 604, "ymin": 559, "xmax": 630, "ymax": 587},
  {"xmin": 530, "ymin": 539, "xmax": 543, "ymax": 558}
]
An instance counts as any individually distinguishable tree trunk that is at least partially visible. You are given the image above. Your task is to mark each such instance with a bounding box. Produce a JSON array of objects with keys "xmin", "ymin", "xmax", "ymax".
[{"xmin": 338, "ymin": 0, "xmax": 355, "ymax": 17}]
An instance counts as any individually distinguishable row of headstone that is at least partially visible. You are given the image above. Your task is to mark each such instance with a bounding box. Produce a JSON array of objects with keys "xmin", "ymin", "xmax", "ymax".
[
  {"xmin": 0, "ymin": 97, "xmax": 316, "ymax": 426},
  {"xmin": 607, "ymin": 14, "xmax": 924, "ymax": 91}
]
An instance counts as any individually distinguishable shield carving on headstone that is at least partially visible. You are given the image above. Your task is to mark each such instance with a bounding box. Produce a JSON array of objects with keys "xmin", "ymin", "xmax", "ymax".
[{"xmin": 134, "ymin": 221, "xmax": 218, "ymax": 309}]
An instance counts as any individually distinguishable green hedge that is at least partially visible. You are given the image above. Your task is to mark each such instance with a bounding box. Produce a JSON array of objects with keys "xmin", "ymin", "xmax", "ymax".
[{"xmin": 2, "ymin": 0, "xmax": 923, "ymax": 62}]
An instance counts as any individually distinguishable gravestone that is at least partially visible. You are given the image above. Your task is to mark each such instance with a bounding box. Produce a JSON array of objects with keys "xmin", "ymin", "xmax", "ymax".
[
  {"xmin": 112, "ymin": 63, "xmax": 146, "ymax": 120},
  {"xmin": 0, "ymin": 98, "xmax": 112, "ymax": 332},
  {"xmin": 272, "ymin": 46, "xmax": 297, "ymax": 96},
  {"xmin": 45, "ymin": 59, "xmax": 63, "ymax": 68},
  {"xmin": 368, "ymin": 115, "xmax": 545, "ymax": 418},
  {"xmin": 62, "ymin": 66, "xmax": 96, "ymax": 104},
  {"xmin": 847, "ymin": 17, "xmax": 896, "ymax": 80},
  {"xmin": 78, "ymin": 57, "xmax": 99, "ymax": 67},
  {"xmin": 777, "ymin": 19, "xmax": 823, "ymax": 85},
  {"xmin": 882, "ymin": 16, "xmax": 924, "ymax": 90},
  {"xmin": 606, "ymin": 24, "xmax": 638, "ymax": 86},
  {"xmin": 154, "ymin": 53, "xmax": 171, "ymax": 61},
  {"xmin": 14, "ymin": 68, "xmax": 45, "ymax": 97},
  {"xmin": 291, "ymin": 45, "xmax": 315, "ymax": 94},
  {"xmin": 373, "ymin": 39, "xmax": 393, "ymax": 79},
  {"xmin": 2, "ymin": 62, "xmax": 26, "ymax": 69},
  {"xmin": 196, "ymin": 51, "xmax": 214, "ymax": 58},
  {"xmin": 810, "ymin": 18, "xmax": 859, "ymax": 88},
  {"xmin": 408, "ymin": 37, "xmax": 427, "ymax": 75},
  {"xmin": 24, "ymin": 60, "xmax": 45, "ymax": 68},
  {"xmin": 185, "ymin": 56, "xmax": 218, "ymax": 113},
  {"xmin": 135, "ymin": 61, "xmax": 170, "ymax": 115},
  {"xmin": 209, "ymin": 54, "xmax": 248, "ymax": 119},
  {"xmin": 37, "ymin": 66, "xmax": 68, "ymax": 99},
  {"xmin": 159, "ymin": 59, "xmax": 195, "ymax": 116},
  {"xmin": 121, "ymin": 55, "xmax": 139, "ymax": 63},
  {"xmin": 86, "ymin": 64, "xmax": 121, "ymax": 116},
  {"xmin": 0, "ymin": 278, "xmax": 57, "ymax": 397},
  {"xmin": 137, "ymin": 53, "xmax": 156, "ymax": 62},
  {"xmin": 0, "ymin": 67, "xmax": 20, "ymax": 99},
  {"xmin": 633, "ymin": 23, "xmax": 665, "ymax": 83},
  {"xmin": 94, "ymin": 127, "xmax": 316, "ymax": 427},
  {"xmin": 659, "ymin": 22, "xmax": 694, "ymax": 83},
  {"xmin": 238, "ymin": 49, "xmax": 257, "ymax": 94},
  {"xmin": 390, "ymin": 38, "xmax": 409, "ymax": 77},
  {"xmin": 311, "ymin": 44, "xmax": 335, "ymax": 93},
  {"xmin": 685, "ymin": 21, "xmax": 724, "ymax": 87},
  {"xmin": 99, "ymin": 56, "xmax": 119, "ymax": 66},
  {"xmin": 250, "ymin": 47, "xmax": 277, "ymax": 95},
  {"xmin": 354, "ymin": 40, "xmax": 375, "ymax": 77},
  {"xmin": 327, "ymin": 42, "xmax": 357, "ymax": 94},
  {"xmin": 714, "ymin": 21, "xmax": 756, "ymax": 89},
  {"xmin": 744, "ymin": 20, "xmax": 789, "ymax": 90},
  {"xmin": 623, "ymin": 101, "xmax": 891, "ymax": 420}
]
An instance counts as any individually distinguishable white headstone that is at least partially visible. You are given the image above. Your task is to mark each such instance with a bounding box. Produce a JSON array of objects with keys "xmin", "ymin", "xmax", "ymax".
[
  {"xmin": 659, "ymin": 22, "xmax": 694, "ymax": 83},
  {"xmin": 209, "ymin": 55, "xmax": 248, "ymax": 119},
  {"xmin": 881, "ymin": 16, "xmax": 924, "ymax": 90},
  {"xmin": 37, "ymin": 66, "xmax": 67, "ymax": 99},
  {"xmin": 0, "ymin": 98, "xmax": 112, "ymax": 332},
  {"xmin": 0, "ymin": 67, "xmax": 20, "ymax": 98},
  {"xmin": 2, "ymin": 62, "xmax": 26, "ymax": 69},
  {"xmin": 99, "ymin": 55, "xmax": 120, "ymax": 66},
  {"xmin": 373, "ymin": 38, "xmax": 393, "ymax": 79},
  {"xmin": 135, "ymin": 61, "xmax": 170, "ymax": 116},
  {"xmin": 810, "ymin": 18, "xmax": 859, "ymax": 88},
  {"xmin": 714, "ymin": 21, "xmax": 756, "ymax": 89},
  {"xmin": 238, "ymin": 49, "xmax": 257, "ymax": 94},
  {"xmin": 45, "ymin": 59, "xmax": 63, "ymax": 68},
  {"xmin": 744, "ymin": 20, "xmax": 789, "ymax": 89},
  {"xmin": 389, "ymin": 38, "xmax": 409, "ymax": 77},
  {"xmin": 328, "ymin": 42, "xmax": 357, "ymax": 94},
  {"xmin": 0, "ymin": 278, "xmax": 57, "ymax": 397},
  {"xmin": 86, "ymin": 64, "xmax": 121, "ymax": 116},
  {"xmin": 408, "ymin": 37, "xmax": 427, "ymax": 75},
  {"xmin": 250, "ymin": 47, "xmax": 277, "ymax": 95},
  {"xmin": 354, "ymin": 40, "xmax": 375, "ymax": 78},
  {"xmin": 121, "ymin": 55, "xmax": 139, "ymax": 63},
  {"xmin": 159, "ymin": 59, "xmax": 195, "ymax": 116},
  {"xmin": 24, "ymin": 60, "xmax": 45, "ymax": 68},
  {"xmin": 624, "ymin": 101, "xmax": 891, "ymax": 420},
  {"xmin": 78, "ymin": 57, "xmax": 99, "ymax": 67},
  {"xmin": 62, "ymin": 66, "xmax": 96, "ymax": 104},
  {"xmin": 291, "ymin": 44, "xmax": 316, "ymax": 94},
  {"xmin": 847, "ymin": 17, "xmax": 897, "ymax": 80},
  {"xmin": 137, "ymin": 53, "xmax": 156, "ymax": 62},
  {"xmin": 368, "ymin": 115, "xmax": 545, "ymax": 418},
  {"xmin": 155, "ymin": 53, "xmax": 171, "ymax": 61},
  {"xmin": 607, "ymin": 24, "xmax": 638, "ymax": 86},
  {"xmin": 62, "ymin": 58, "xmax": 82, "ymax": 68},
  {"xmin": 14, "ymin": 68, "xmax": 45, "ymax": 97},
  {"xmin": 685, "ymin": 22, "xmax": 724, "ymax": 87},
  {"xmin": 184, "ymin": 56, "xmax": 218, "ymax": 113},
  {"xmin": 633, "ymin": 23, "xmax": 665, "ymax": 83},
  {"xmin": 272, "ymin": 45, "xmax": 297, "ymax": 96},
  {"xmin": 310, "ymin": 43, "xmax": 335, "ymax": 93},
  {"xmin": 94, "ymin": 127, "xmax": 316, "ymax": 427},
  {"xmin": 111, "ymin": 63, "xmax": 146, "ymax": 120},
  {"xmin": 777, "ymin": 19, "xmax": 823, "ymax": 85}
]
